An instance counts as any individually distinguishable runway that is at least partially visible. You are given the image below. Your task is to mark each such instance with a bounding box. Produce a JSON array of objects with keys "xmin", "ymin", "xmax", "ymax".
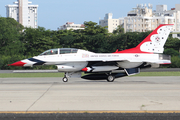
[{"xmin": 0, "ymin": 76, "xmax": 180, "ymax": 112}]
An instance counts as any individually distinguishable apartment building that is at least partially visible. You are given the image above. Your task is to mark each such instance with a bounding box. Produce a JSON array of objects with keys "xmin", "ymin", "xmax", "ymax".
[
  {"xmin": 99, "ymin": 13, "xmax": 124, "ymax": 33},
  {"xmin": 99, "ymin": 4, "xmax": 180, "ymax": 39},
  {"xmin": 124, "ymin": 4, "xmax": 180, "ymax": 33},
  {"xmin": 5, "ymin": 0, "xmax": 38, "ymax": 28},
  {"xmin": 58, "ymin": 22, "xmax": 85, "ymax": 30}
]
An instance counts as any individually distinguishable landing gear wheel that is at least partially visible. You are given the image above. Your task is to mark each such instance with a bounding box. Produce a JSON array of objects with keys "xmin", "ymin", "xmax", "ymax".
[
  {"xmin": 107, "ymin": 75, "xmax": 115, "ymax": 82},
  {"xmin": 62, "ymin": 77, "xmax": 68, "ymax": 82}
]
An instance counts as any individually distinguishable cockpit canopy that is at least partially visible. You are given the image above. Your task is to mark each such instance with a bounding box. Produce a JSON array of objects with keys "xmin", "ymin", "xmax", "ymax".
[
  {"xmin": 39, "ymin": 49, "xmax": 58, "ymax": 56},
  {"xmin": 39, "ymin": 48, "xmax": 78, "ymax": 56},
  {"xmin": 60, "ymin": 48, "xmax": 78, "ymax": 54}
]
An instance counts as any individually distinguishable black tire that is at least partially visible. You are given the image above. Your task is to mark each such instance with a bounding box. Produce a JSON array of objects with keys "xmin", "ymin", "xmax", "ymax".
[
  {"xmin": 107, "ymin": 75, "xmax": 115, "ymax": 82},
  {"xmin": 62, "ymin": 77, "xmax": 68, "ymax": 82}
]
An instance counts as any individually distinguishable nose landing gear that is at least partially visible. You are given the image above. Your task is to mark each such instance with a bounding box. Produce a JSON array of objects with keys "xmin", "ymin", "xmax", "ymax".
[
  {"xmin": 62, "ymin": 77, "xmax": 68, "ymax": 82},
  {"xmin": 62, "ymin": 72, "xmax": 68, "ymax": 82}
]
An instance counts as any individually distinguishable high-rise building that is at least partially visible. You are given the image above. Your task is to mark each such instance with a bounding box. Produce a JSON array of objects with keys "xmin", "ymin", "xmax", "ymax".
[
  {"xmin": 5, "ymin": 0, "xmax": 38, "ymax": 28},
  {"xmin": 99, "ymin": 13, "xmax": 124, "ymax": 33},
  {"xmin": 99, "ymin": 4, "xmax": 180, "ymax": 39},
  {"xmin": 124, "ymin": 4, "xmax": 180, "ymax": 33}
]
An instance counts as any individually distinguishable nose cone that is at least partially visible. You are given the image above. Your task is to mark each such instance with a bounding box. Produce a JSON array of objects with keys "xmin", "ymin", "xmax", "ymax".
[{"xmin": 8, "ymin": 61, "xmax": 26, "ymax": 67}]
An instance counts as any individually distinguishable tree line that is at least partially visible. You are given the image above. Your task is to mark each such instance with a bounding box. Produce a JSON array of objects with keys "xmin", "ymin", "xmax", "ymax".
[{"xmin": 0, "ymin": 17, "xmax": 180, "ymax": 69}]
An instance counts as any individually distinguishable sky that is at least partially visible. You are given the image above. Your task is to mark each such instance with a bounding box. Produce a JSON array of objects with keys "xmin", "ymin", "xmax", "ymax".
[{"xmin": 0, "ymin": 0, "xmax": 179, "ymax": 30}]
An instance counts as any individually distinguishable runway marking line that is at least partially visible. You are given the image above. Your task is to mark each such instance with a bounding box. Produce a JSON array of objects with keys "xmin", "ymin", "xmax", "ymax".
[{"xmin": 0, "ymin": 111, "xmax": 180, "ymax": 114}]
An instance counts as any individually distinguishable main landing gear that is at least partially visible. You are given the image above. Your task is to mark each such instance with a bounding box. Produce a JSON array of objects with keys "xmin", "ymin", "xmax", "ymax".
[{"xmin": 106, "ymin": 73, "xmax": 115, "ymax": 82}]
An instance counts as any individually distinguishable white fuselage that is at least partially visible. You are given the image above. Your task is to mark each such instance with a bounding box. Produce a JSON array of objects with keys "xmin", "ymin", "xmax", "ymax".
[{"xmin": 22, "ymin": 49, "xmax": 170, "ymax": 72}]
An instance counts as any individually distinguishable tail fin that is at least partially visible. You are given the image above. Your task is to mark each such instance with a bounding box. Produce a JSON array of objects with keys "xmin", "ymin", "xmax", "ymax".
[{"xmin": 114, "ymin": 24, "xmax": 173, "ymax": 54}]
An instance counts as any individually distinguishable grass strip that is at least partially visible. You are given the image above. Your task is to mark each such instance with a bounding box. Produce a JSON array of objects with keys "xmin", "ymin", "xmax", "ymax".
[
  {"xmin": 134, "ymin": 72, "xmax": 180, "ymax": 76},
  {"xmin": 0, "ymin": 72, "xmax": 180, "ymax": 78},
  {"xmin": 0, "ymin": 73, "xmax": 64, "ymax": 78}
]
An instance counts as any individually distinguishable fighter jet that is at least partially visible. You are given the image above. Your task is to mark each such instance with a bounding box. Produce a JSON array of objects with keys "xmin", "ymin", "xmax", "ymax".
[{"xmin": 8, "ymin": 24, "xmax": 173, "ymax": 82}]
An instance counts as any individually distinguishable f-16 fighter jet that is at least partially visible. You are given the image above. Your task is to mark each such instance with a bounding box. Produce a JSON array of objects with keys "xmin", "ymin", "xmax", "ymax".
[{"xmin": 9, "ymin": 24, "xmax": 173, "ymax": 82}]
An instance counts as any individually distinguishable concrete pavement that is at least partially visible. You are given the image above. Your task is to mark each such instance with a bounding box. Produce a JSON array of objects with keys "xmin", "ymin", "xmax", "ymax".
[{"xmin": 0, "ymin": 76, "xmax": 180, "ymax": 112}]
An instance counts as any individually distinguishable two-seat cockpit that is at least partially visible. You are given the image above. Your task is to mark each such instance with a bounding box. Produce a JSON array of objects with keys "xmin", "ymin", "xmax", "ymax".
[{"xmin": 39, "ymin": 48, "xmax": 78, "ymax": 56}]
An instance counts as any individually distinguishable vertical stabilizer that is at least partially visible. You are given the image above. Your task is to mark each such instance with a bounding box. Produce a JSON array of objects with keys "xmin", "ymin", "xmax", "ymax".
[{"xmin": 114, "ymin": 24, "xmax": 173, "ymax": 54}]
